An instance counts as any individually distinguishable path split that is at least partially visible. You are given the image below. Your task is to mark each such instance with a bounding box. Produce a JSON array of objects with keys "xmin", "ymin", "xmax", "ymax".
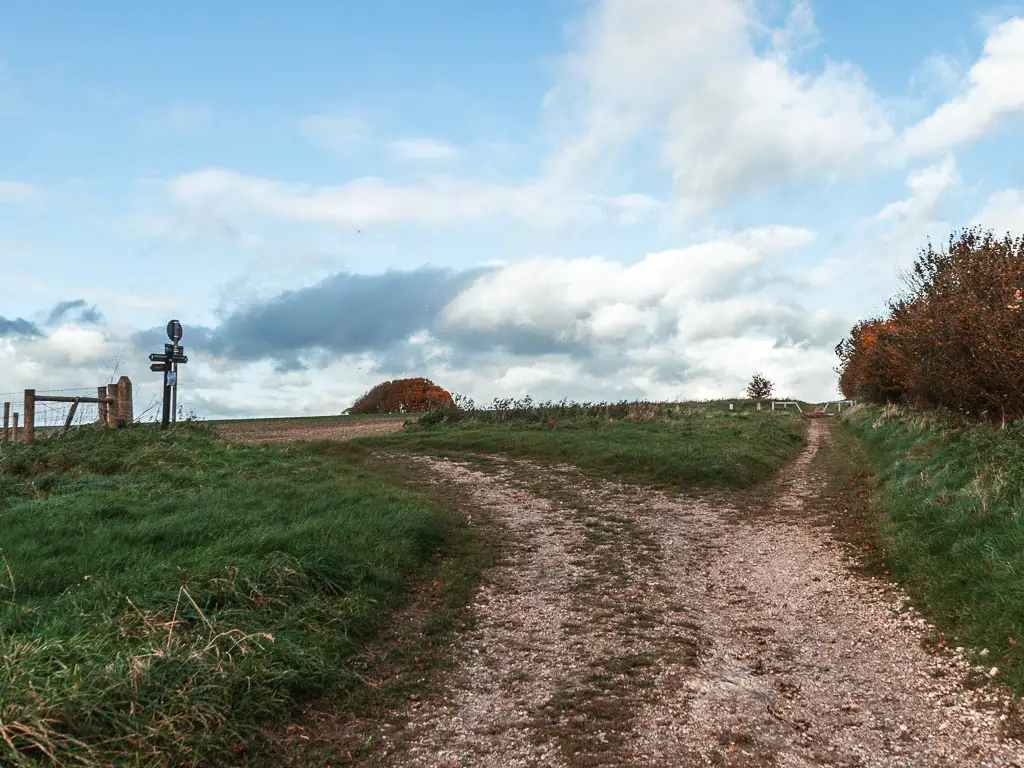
[{"xmin": 366, "ymin": 420, "xmax": 1024, "ymax": 767}]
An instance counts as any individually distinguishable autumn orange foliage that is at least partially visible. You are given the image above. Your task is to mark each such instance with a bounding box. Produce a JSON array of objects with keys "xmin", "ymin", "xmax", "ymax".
[
  {"xmin": 347, "ymin": 378, "xmax": 454, "ymax": 415},
  {"xmin": 835, "ymin": 318, "xmax": 905, "ymax": 404},
  {"xmin": 836, "ymin": 228, "xmax": 1024, "ymax": 422}
]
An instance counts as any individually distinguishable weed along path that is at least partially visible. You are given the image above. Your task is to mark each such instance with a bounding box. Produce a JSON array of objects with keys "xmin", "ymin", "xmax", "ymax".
[{"xmin": 357, "ymin": 420, "xmax": 1024, "ymax": 767}]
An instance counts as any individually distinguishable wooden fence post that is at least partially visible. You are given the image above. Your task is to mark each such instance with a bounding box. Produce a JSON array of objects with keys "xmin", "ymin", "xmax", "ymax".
[
  {"xmin": 61, "ymin": 399, "xmax": 81, "ymax": 435},
  {"xmin": 23, "ymin": 390, "xmax": 35, "ymax": 443},
  {"xmin": 97, "ymin": 387, "xmax": 108, "ymax": 426},
  {"xmin": 2, "ymin": 402, "xmax": 8, "ymax": 444},
  {"xmin": 106, "ymin": 384, "xmax": 119, "ymax": 429},
  {"xmin": 117, "ymin": 376, "xmax": 133, "ymax": 427},
  {"xmin": 12, "ymin": 413, "xmax": 18, "ymax": 442}
]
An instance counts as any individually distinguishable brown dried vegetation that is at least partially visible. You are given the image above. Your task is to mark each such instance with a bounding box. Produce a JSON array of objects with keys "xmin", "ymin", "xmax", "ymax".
[
  {"xmin": 347, "ymin": 378, "xmax": 454, "ymax": 415},
  {"xmin": 837, "ymin": 227, "xmax": 1024, "ymax": 422}
]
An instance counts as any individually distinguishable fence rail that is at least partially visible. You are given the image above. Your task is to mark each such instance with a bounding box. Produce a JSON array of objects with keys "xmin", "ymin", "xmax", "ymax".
[
  {"xmin": 771, "ymin": 401, "xmax": 804, "ymax": 413},
  {"xmin": 2, "ymin": 377, "xmax": 133, "ymax": 444}
]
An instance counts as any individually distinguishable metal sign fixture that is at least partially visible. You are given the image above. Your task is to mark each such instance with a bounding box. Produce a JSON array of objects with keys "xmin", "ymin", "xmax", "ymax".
[{"xmin": 148, "ymin": 320, "xmax": 188, "ymax": 428}]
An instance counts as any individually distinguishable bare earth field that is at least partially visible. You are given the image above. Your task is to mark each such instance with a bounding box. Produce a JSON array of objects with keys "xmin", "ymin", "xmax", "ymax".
[
  {"xmin": 321, "ymin": 419, "xmax": 1024, "ymax": 767},
  {"xmin": 215, "ymin": 415, "xmax": 409, "ymax": 444}
]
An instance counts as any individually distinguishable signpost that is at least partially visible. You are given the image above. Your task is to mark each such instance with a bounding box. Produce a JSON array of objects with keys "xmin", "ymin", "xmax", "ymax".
[{"xmin": 149, "ymin": 320, "xmax": 188, "ymax": 428}]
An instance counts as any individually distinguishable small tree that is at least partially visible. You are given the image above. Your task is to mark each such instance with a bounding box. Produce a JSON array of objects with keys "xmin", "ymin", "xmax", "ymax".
[{"xmin": 746, "ymin": 373, "xmax": 774, "ymax": 401}]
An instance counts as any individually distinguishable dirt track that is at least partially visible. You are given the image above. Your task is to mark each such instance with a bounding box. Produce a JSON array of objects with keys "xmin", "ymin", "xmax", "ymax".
[{"xmin": 364, "ymin": 420, "xmax": 1024, "ymax": 766}]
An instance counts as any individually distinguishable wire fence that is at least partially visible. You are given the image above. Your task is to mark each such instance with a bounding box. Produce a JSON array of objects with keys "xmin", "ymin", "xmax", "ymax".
[
  {"xmin": 35, "ymin": 397, "xmax": 102, "ymax": 433},
  {"xmin": 0, "ymin": 387, "xmax": 109, "ymax": 398},
  {"xmin": 2, "ymin": 386, "xmax": 110, "ymax": 441}
]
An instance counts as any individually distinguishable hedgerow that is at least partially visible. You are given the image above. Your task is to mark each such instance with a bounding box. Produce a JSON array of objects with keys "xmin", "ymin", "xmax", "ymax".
[{"xmin": 836, "ymin": 227, "xmax": 1024, "ymax": 423}]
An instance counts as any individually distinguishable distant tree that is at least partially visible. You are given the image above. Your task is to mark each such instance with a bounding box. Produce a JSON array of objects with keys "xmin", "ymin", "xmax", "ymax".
[{"xmin": 746, "ymin": 373, "xmax": 774, "ymax": 401}]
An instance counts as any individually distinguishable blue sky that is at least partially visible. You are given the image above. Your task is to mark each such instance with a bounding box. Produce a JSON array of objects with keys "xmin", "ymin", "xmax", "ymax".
[{"xmin": 2, "ymin": 1, "xmax": 1023, "ymax": 417}]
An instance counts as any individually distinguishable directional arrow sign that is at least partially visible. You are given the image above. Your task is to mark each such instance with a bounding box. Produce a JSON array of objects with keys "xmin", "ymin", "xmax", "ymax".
[
  {"xmin": 150, "ymin": 363, "xmax": 168, "ymax": 372},
  {"xmin": 149, "ymin": 353, "xmax": 168, "ymax": 362}
]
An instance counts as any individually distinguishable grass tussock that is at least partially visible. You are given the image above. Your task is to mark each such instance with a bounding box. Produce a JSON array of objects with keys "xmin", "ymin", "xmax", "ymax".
[
  {"xmin": 376, "ymin": 398, "xmax": 805, "ymax": 491},
  {"xmin": 0, "ymin": 423, "xmax": 459, "ymax": 766},
  {"xmin": 844, "ymin": 405, "xmax": 1024, "ymax": 691}
]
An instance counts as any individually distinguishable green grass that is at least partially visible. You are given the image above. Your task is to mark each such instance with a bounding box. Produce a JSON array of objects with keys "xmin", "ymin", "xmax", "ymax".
[
  {"xmin": 370, "ymin": 403, "xmax": 805, "ymax": 491},
  {"xmin": 844, "ymin": 405, "xmax": 1024, "ymax": 691},
  {"xmin": 0, "ymin": 424, "xmax": 464, "ymax": 766},
  {"xmin": 0, "ymin": 400, "xmax": 805, "ymax": 764}
]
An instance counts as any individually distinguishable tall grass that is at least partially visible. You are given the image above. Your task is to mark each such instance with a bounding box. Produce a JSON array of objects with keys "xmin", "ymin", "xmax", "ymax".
[
  {"xmin": 0, "ymin": 424, "xmax": 457, "ymax": 766},
  {"xmin": 379, "ymin": 398, "xmax": 805, "ymax": 491},
  {"xmin": 844, "ymin": 405, "xmax": 1024, "ymax": 691}
]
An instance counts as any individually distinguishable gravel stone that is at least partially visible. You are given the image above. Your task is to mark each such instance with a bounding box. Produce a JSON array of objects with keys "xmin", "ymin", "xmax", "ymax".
[{"xmin": 368, "ymin": 420, "xmax": 1024, "ymax": 767}]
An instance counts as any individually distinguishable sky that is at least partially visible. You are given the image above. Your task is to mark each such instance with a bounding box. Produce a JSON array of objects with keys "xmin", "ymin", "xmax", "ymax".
[{"xmin": 2, "ymin": 0, "xmax": 1024, "ymax": 418}]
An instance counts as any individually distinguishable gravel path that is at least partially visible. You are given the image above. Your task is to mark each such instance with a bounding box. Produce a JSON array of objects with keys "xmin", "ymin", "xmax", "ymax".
[{"xmin": 369, "ymin": 420, "xmax": 1024, "ymax": 767}]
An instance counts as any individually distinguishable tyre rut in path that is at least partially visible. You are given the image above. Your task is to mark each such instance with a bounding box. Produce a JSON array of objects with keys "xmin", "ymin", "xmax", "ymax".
[{"xmin": 369, "ymin": 421, "xmax": 1024, "ymax": 766}]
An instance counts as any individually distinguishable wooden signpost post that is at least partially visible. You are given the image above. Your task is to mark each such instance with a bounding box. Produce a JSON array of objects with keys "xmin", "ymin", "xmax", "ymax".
[{"xmin": 149, "ymin": 320, "xmax": 188, "ymax": 429}]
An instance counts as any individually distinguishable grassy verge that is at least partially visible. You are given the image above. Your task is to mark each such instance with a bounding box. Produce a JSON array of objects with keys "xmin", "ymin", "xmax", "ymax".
[
  {"xmin": 369, "ymin": 405, "xmax": 805, "ymax": 492},
  {"xmin": 807, "ymin": 418, "xmax": 888, "ymax": 576},
  {"xmin": 259, "ymin": 440, "xmax": 495, "ymax": 765},
  {"xmin": 0, "ymin": 424, "xmax": 466, "ymax": 766},
  {"xmin": 843, "ymin": 405, "xmax": 1024, "ymax": 691}
]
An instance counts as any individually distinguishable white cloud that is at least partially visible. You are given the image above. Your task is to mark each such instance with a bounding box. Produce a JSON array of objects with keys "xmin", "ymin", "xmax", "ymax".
[
  {"xmin": 438, "ymin": 226, "xmax": 819, "ymax": 347},
  {"xmin": 93, "ymin": 291, "xmax": 181, "ymax": 314},
  {"xmin": 418, "ymin": 225, "xmax": 848, "ymax": 403},
  {"xmin": 909, "ymin": 53, "xmax": 964, "ymax": 96},
  {"xmin": 601, "ymin": 193, "xmax": 663, "ymax": 224},
  {"xmin": 114, "ymin": 209, "xmax": 263, "ymax": 247},
  {"xmin": 674, "ymin": 299, "xmax": 842, "ymax": 345},
  {"xmin": 853, "ymin": 156, "xmax": 963, "ymax": 303},
  {"xmin": 389, "ymin": 138, "xmax": 459, "ymax": 161},
  {"xmin": 169, "ymin": 168, "xmax": 661, "ymax": 231},
  {"xmin": 46, "ymin": 325, "xmax": 109, "ymax": 365},
  {"xmin": 0, "ymin": 181, "xmax": 42, "ymax": 207},
  {"xmin": 877, "ymin": 155, "xmax": 960, "ymax": 223},
  {"xmin": 681, "ymin": 337, "xmax": 840, "ymax": 400},
  {"xmin": 902, "ymin": 17, "xmax": 1024, "ymax": 156},
  {"xmin": 770, "ymin": 0, "xmax": 822, "ymax": 59},
  {"xmin": 972, "ymin": 189, "xmax": 1024, "ymax": 234},
  {"xmin": 301, "ymin": 113, "xmax": 366, "ymax": 154},
  {"xmin": 0, "ymin": 223, "xmax": 847, "ymax": 417},
  {"xmin": 546, "ymin": 0, "xmax": 893, "ymax": 214},
  {"xmin": 495, "ymin": 360, "xmax": 584, "ymax": 393},
  {"xmin": 0, "ymin": 325, "xmax": 122, "ymax": 399},
  {"xmin": 589, "ymin": 302, "xmax": 656, "ymax": 340}
]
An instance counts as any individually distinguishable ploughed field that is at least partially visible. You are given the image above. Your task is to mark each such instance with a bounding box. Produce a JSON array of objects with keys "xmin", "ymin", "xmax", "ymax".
[{"xmin": 213, "ymin": 414, "xmax": 409, "ymax": 443}]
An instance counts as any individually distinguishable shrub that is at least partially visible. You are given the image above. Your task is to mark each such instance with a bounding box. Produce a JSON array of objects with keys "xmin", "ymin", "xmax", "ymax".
[
  {"xmin": 835, "ymin": 318, "xmax": 905, "ymax": 404},
  {"xmin": 836, "ymin": 227, "xmax": 1024, "ymax": 422},
  {"xmin": 347, "ymin": 378, "xmax": 454, "ymax": 415}
]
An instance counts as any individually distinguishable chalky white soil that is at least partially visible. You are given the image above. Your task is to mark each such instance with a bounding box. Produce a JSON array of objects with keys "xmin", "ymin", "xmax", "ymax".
[{"xmin": 368, "ymin": 421, "xmax": 1024, "ymax": 767}]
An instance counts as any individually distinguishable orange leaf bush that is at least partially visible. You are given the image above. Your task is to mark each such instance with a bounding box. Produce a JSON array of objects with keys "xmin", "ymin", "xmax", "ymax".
[
  {"xmin": 837, "ymin": 227, "xmax": 1024, "ymax": 422},
  {"xmin": 346, "ymin": 378, "xmax": 454, "ymax": 415}
]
